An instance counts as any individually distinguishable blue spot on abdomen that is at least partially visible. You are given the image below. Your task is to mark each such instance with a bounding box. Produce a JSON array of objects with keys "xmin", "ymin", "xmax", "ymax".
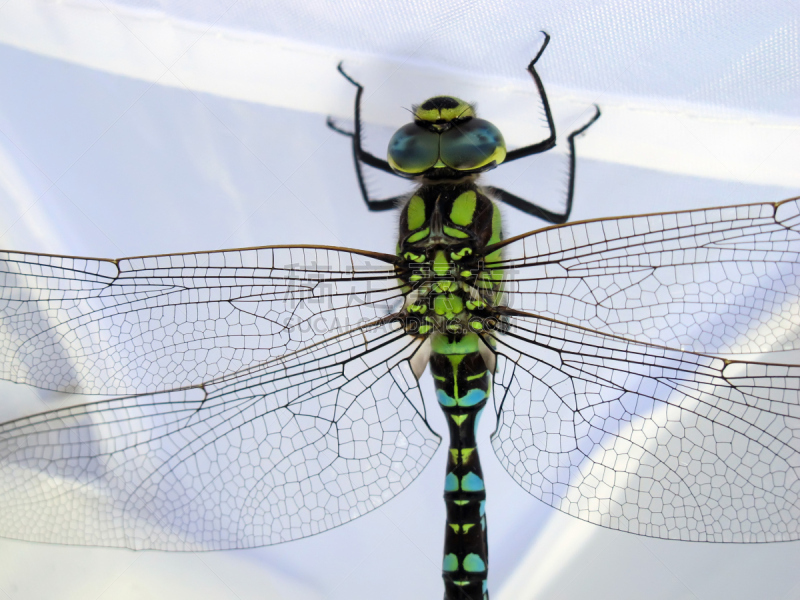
[
  {"xmin": 463, "ymin": 553, "xmax": 486, "ymax": 572},
  {"xmin": 457, "ymin": 388, "xmax": 486, "ymax": 407},
  {"xmin": 461, "ymin": 472, "xmax": 484, "ymax": 491},
  {"xmin": 443, "ymin": 553, "xmax": 458, "ymax": 572},
  {"xmin": 436, "ymin": 389, "xmax": 457, "ymax": 407}
]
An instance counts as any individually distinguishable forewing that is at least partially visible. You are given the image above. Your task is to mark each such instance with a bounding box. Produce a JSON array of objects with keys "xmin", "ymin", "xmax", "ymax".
[
  {"xmin": 491, "ymin": 313, "xmax": 800, "ymax": 542},
  {"xmin": 0, "ymin": 246, "xmax": 399, "ymax": 394},
  {"xmin": 494, "ymin": 197, "xmax": 800, "ymax": 354},
  {"xmin": 0, "ymin": 320, "xmax": 438, "ymax": 549}
]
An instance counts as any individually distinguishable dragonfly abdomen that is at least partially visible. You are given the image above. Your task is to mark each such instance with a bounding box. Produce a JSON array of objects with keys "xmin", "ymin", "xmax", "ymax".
[
  {"xmin": 431, "ymin": 333, "xmax": 491, "ymax": 600},
  {"xmin": 394, "ymin": 181, "xmax": 503, "ymax": 598}
]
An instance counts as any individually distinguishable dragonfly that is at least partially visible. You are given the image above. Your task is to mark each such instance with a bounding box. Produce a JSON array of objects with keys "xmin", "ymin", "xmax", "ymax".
[{"xmin": 0, "ymin": 33, "xmax": 798, "ymax": 600}]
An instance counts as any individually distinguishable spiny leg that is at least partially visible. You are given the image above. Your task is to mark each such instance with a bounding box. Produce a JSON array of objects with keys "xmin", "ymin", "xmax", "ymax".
[
  {"xmin": 481, "ymin": 31, "xmax": 600, "ymax": 223},
  {"xmin": 327, "ymin": 63, "xmax": 407, "ymax": 211},
  {"xmin": 502, "ymin": 31, "xmax": 558, "ymax": 163},
  {"xmin": 487, "ymin": 106, "xmax": 601, "ymax": 224}
]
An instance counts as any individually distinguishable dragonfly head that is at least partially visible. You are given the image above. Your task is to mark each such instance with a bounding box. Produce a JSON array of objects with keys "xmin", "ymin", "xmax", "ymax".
[{"xmin": 387, "ymin": 96, "xmax": 507, "ymax": 181}]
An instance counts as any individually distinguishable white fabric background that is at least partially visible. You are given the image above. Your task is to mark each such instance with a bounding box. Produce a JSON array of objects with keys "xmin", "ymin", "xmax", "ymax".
[{"xmin": 0, "ymin": 1, "xmax": 798, "ymax": 599}]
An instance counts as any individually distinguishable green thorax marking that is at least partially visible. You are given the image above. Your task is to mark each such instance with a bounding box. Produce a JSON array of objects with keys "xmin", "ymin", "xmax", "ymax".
[
  {"xmin": 450, "ymin": 190, "xmax": 477, "ymax": 226},
  {"xmin": 485, "ymin": 203, "xmax": 503, "ymax": 262},
  {"xmin": 433, "ymin": 250, "xmax": 452, "ymax": 276},
  {"xmin": 407, "ymin": 227, "xmax": 430, "ymax": 243},
  {"xmin": 407, "ymin": 195, "xmax": 426, "ymax": 230}
]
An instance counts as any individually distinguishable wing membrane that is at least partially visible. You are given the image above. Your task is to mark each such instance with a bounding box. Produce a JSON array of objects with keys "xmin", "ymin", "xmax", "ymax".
[
  {"xmin": 491, "ymin": 312, "xmax": 800, "ymax": 542},
  {"xmin": 0, "ymin": 246, "xmax": 399, "ymax": 395},
  {"xmin": 0, "ymin": 319, "xmax": 439, "ymax": 549},
  {"xmin": 493, "ymin": 197, "xmax": 800, "ymax": 354}
]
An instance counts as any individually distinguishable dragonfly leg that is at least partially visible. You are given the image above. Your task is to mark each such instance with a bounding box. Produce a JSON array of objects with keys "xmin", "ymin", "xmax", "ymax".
[
  {"xmin": 502, "ymin": 31, "xmax": 558, "ymax": 164},
  {"xmin": 489, "ymin": 31, "xmax": 601, "ymax": 224},
  {"xmin": 327, "ymin": 63, "xmax": 404, "ymax": 211},
  {"xmin": 486, "ymin": 106, "xmax": 601, "ymax": 224}
]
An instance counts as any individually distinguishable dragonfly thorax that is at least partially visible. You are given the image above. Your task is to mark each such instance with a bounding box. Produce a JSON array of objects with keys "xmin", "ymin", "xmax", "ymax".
[{"xmin": 395, "ymin": 183, "xmax": 505, "ymax": 339}]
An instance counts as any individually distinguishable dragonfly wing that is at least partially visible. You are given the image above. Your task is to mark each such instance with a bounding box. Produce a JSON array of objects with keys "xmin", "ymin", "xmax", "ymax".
[
  {"xmin": 0, "ymin": 321, "xmax": 439, "ymax": 549},
  {"xmin": 496, "ymin": 197, "xmax": 800, "ymax": 354},
  {"xmin": 0, "ymin": 246, "xmax": 399, "ymax": 395},
  {"xmin": 491, "ymin": 313, "xmax": 800, "ymax": 542}
]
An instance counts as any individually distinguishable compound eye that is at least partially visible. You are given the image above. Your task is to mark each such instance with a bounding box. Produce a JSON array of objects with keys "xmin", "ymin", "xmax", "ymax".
[
  {"xmin": 387, "ymin": 123, "xmax": 440, "ymax": 175},
  {"xmin": 440, "ymin": 118, "xmax": 506, "ymax": 171}
]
